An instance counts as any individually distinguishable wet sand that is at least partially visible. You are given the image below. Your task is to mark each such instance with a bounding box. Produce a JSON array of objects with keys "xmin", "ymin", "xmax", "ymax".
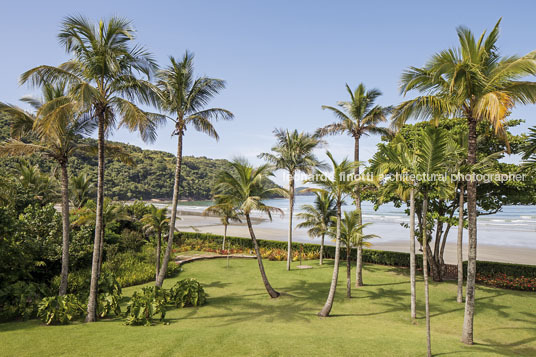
[{"xmin": 176, "ymin": 213, "xmax": 536, "ymax": 266}]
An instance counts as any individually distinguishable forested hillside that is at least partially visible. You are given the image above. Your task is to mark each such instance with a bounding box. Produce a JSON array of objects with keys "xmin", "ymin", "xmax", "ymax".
[{"xmin": 0, "ymin": 116, "xmax": 246, "ymax": 200}]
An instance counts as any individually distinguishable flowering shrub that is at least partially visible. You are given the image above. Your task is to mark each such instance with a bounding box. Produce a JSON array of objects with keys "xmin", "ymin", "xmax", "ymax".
[
  {"xmin": 476, "ymin": 273, "xmax": 536, "ymax": 291},
  {"xmin": 174, "ymin": 238, "xmax": 321, "ymax": 261}
]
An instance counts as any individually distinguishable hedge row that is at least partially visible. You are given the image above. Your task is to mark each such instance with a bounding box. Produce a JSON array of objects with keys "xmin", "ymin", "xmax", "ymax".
[
  {"xmin": 177, "ymin": 232, "xmax": 535, "ymax": 280},
  {"xmin": 176, "ymin": 232, "xmax": 424, "ymax": 268},
  {"xmin": 463, "ymin": 260, "xmax": 536, "ymax": 279}
]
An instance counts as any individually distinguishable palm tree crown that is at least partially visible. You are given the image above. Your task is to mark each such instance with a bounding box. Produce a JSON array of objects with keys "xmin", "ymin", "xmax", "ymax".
[{"xmin": 317, "ymin": 83, "xmax": 392, "ymax": 139}]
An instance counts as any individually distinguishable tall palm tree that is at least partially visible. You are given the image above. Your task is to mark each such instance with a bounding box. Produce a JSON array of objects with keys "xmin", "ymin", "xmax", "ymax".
[
  {"xmin": 296, "ymin": 191, "xmax": 336, "ymax": 265},
  {"xmin": 306, "ymin": 152, "xmax": 357, "ymax": 316},
  {"xmin": 21, "ymin": 16, "xmax": 163, "ymax": 322},
  {"xmin": 370, "ymin": 135, "xmax": 419, "ymax": 319},
  {"xmin": 154, "ymin": 52, "xmax": 234, "ymax": 288},
  {"xmin": 141, "ymin": 205, "xmax": 169, "ymax": 279},
  {"xmin": 392, "ymin": 19, "xmax": 536, "ymax": 344},
  {"xmin": 317, "ymin": 83, "xmax": 391, "ymax": 286},
  {"xmin": 70, "ymin": 173, "xmax": 95, "ymax": 209},
  {"xmin": 331, "ymin": 211, "xmax": 378, "ymax": 298},
  {"xmin": 259, "ymin": 129, "xmax": 323, "ymax": 270},
  {"xmin": 0, "ymin": 84, "xmax": 95, "ymax": 296},
  {"xmin": 203, "ymin": 199, "xmax": 242, "ymax": 251},
  {"xmin": 213, "ymin": 158, "xmax": 285, "ymax": 298}
]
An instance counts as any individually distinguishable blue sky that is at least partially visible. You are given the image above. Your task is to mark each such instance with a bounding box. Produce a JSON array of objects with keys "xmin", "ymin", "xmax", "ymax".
[{"xmin": 2, "ymin": 0, "xmax": 535, "ymax": 184}]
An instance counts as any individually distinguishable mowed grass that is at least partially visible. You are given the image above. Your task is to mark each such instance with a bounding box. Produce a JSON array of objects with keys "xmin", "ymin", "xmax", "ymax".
[{"xmin": 1, "ymin": 258, "xmax": 535, "ymax": 356}]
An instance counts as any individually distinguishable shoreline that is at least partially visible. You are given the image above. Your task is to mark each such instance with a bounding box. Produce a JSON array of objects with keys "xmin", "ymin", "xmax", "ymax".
[{"xmin": 174, "ymin": 209, "xmax": 536, "ymax": 266}]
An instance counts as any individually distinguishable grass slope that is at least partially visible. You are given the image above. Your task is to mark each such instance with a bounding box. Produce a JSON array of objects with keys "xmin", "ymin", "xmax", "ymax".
[{"xmin": 1, "ymin": 259, "xmax": 535, "ymax": 356}]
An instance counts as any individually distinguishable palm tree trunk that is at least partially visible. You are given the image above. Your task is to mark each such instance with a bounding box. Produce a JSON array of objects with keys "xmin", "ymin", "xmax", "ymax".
[
  {"xmin": 354, "ymin": 136, "xmax": 364, "ymax": 287},
  {"xmin": 222, "ymin": 224, "xmax": 227, "ymax": 251},
  {"xmin": 58, "ymin": 161, "xmax": 70, "ymax": 296},
  {"xmin": 355, "ymin": 245, "xmax": 363, "ymax": 287},
  {"xmin": 346, "ymin": 246, "xmax": 351, "ymax": 298},
  {"xmin": 97, "ymin": 224, "xmax": 105, "ymax": 278},
  {"xmin": 318, "ymin": 202, "xmax": 341, "ymax": 317},
  {"xmin": 156, "ymin": 131, "xmax": 183, "ymax": 287},
  {"xmin": 462, "ymin": 116, "xmax": 478, "ymax": 345},
  {"xmin": 422, "ymin": 192, "xmax": 432, "ymax": 357},
  {"xmin": 319, "ymin": 234, "xmax": 324, "ymax": 265},
  {"xmin": 409, "ymin": 187, "xmax": 416, "ymax": 320},
  {"xmin": 246, "ymin": 214, "xmax": 279, "ymax": 298},
  {"xmin": 286, "ymin": 174, "xmax": 295, "ymax": 271},
  {"xmin": 457, "ymin": 185, "xmax": 465, "ymax": 304},
  {"xmin": 86, "ymin": 113, "xmax": 105, "ymax": 322},
  {"xmin": 156, "ymin": 231, "xmax": 162, "ymax": 280}
]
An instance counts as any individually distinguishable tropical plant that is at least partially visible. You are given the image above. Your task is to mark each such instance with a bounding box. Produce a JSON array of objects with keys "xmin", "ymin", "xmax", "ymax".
[
  {"xmin": 0, "ymin": 84, "xmax": 95, "ymax": 296},
  {"xmin": 124, "ymin": 286, "xmax": 168, "ymax": 326},
  {"xmin": 73, "ymin": 198, "xmax": 131, "ymax": 277},
  {"xmin": 70, "ymin": 173, "xmax": 95, "ymax": 209},
  {"xmin": 296, "ymin": 191, "xmax": 336, "ymax": 265},
  {"xmin": 140, "ymin": 205, "xmax": 169, "ymax": 280},
  {"xmin": 154, "ymin": 51, "xmax": 233, "ymax": 288},
  {"xmin": 260, "ymin": 129, "xmax": 323, "ymax": 270},
  {"xmin": 317, "ymin": 83, "xmax": 391, "ymax": 286},
  {"xmin": 203, "ymin": 199, "xmax": 241, "ymax": 251},
  {"xmin": 393, "ymin": 19, "xmax": 536, "ymax": 344},
  {"xmin": 305, "ymin": 151, "xmax": 358, "ymax": 316},
  {"xmin": 21, "ymin": 15, "xmax": 163, "ymax": 322},
  {"xmin": 37, "ymin": 294, "xmax": 86, "ymax": 325},
  {"xmin": 330, "ymin": 211, "xmax": 379, "ymax": 297},
  {"xmin": 168, "ymin": 278, "xmax": 207, "ymax": 308},
  {"xmin": 213, "ymin": 158, "xmax": 285, "ymax": 298}
]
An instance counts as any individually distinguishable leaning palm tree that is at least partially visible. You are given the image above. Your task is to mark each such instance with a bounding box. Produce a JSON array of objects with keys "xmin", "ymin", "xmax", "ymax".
[
  {"xmin": 330, "ymin": 211, "xmax": 378, "ymax": 298},
  {"xmin": 0, "ymin": 83, "xmax": 95, "ymax": 296},
  {"xmin": 317, "ymin": 83, "xmax": 391, "ymax": 286},
  {"xmin": 392, "ymin": 19, "xmax": 536, "ymax": 344},
  {"xmin": 141, "ymin": 205, "xmax": 169, "ymax": 280},
  {"xmin": 259, "ymin": 129, "xmax": 323, "ymax": 270},
  {"xmin": 213, "ymin": 158, "xmax": 285, "ymax": 298},
  {"xmin": 21, "ymin": 16, "xmax": 163, "ymax": 322},
  {"xmin": 154, "ymin": 52, "xmax": 234, "ymax": 288},
  {"xmin": 203, "ymin": 199, "xmax": 242, "ymax": 251},
  {"xmin": 306, "ymin": 152, "xmax": 357, "ymax": 317},
  {"xmin": 296, "ymin": 191, "xmax": 336, "ymax": 265}
]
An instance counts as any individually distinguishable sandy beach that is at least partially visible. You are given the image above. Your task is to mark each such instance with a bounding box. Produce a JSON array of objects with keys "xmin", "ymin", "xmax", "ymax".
[{"xmin": 175, "ymin": 212, "xmax": 536, "ymax": 266}]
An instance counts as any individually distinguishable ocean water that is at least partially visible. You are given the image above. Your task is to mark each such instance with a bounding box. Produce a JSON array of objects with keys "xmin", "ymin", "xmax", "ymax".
[{"xmin": 173, "ymin": 196, "xmax": 536, "ymax": 248}]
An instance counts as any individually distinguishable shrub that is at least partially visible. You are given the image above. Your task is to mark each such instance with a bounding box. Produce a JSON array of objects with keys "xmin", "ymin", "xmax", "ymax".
[
  {"xmin": 124, "ymin": 287, "xmax": 168, "ymax": 326},
  {"xmin": 169, "ymin": 279, "xmax": 207, "ymax": 308},
  {"xmin": 37, "ymin": 294, "xmax": 85, "ymax": 325},
  {"xmin": 0, "ymin": 281, "xmax": 50, "ymax": 322}
]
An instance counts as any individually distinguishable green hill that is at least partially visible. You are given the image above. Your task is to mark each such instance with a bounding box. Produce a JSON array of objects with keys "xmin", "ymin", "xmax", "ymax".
[{"xmin": 0, "ymin": 115, "xmax": 279, "ymax": 201}]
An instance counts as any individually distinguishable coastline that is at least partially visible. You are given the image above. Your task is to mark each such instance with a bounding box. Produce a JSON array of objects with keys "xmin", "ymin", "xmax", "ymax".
[{"xmin": 174, "ymin": 210, "xmax": 536, "ymax": 266}]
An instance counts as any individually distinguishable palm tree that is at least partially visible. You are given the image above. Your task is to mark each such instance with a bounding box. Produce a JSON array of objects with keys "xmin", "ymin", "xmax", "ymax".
[
  {"xmin": 154, "ymin": 52, "xmax": 234, "ymax": 288},
  {"xmin": 70, "ymin": 173, "xmax": 95, "ymax": 209},
  {"xmin": 370, "ymin": 135, "xmax": 419, "ymax": 319},
  {"xmin": 259, "ymin": 129, "xmax": 323, "ymax": 270},
  {"xmin": 213, "ymin": 158, "xmax": 285, "ymax": 298},
  {"xmin": 317, "ymin": 83, "xmax": 391, "ymax": 286},
  {"xmin": 296, "ymin": 191, "xmax": 336, "ymax": 265},
  {"xmin": 392, "ymin": 19, "xmax": 536, "ymax": 344},
  {"xmin": 331, "ymin": 211, "xmax": 378, "ymax": 298},
  {"xmin": 203, "ymin": 199, "xmax": 242, "ymax": 251},
  {"xmin": 140, "ymin": 205, "xmax": 170, "ymax": 280},
  {"xmin": 21, "ymin": 16, "xmax": 162, "ymax": 322},
  {"xmin": 306, "ymin": 152, "xmax": 357, "ymax": 316},
  {"xmin": 0, "ymin": 84, "xmax": 95, "ymax": 296}
]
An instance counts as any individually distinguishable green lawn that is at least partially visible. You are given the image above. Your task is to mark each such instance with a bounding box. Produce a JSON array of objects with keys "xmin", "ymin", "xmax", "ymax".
[{"xmin": 1, "ymin": 258, "xmax": 535, "ymax": 356}]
